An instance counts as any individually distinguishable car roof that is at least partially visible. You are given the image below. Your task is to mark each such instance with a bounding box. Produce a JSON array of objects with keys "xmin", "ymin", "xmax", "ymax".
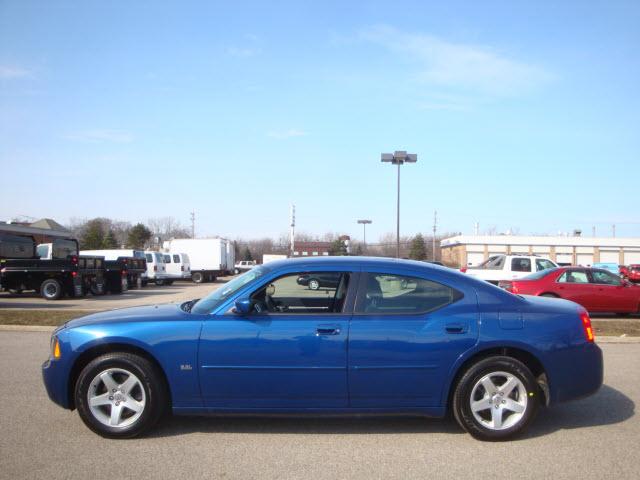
[{"xmin": 261, "ymin": 255, "xmax": 440, "ymax": 271}]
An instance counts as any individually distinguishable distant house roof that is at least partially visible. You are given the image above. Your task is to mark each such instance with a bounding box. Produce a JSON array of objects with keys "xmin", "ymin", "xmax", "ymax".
[
  {"xmin": 29, "ymin": 218, "xmax": 70, "ymax": 232},
  {"xmin": 0, "ymin": 218, "xmax": 72, "ymax": 239}
]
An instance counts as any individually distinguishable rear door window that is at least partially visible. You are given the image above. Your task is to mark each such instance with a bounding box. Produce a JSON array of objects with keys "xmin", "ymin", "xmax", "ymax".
[
  {"xmin": 173, "ymin": 254, "xmax": 180, "ymax": 263},
  {"xmin": 356, "ymin": 273, "xmax": 462, "ymax": 314},
  {"xmin": 511, "ymin": 258, "xmax": 532, "ymax": 272},
  {"xmin": 145, "ymin": 254, "xmax": 153, "ymax": 263},
  {"xmin": 557, "ymin": 270, "xmax": 589, "ymax": 283},
  {"xmin": 164, "ymin": 255, "xmax": 171, "ymax": 263}
]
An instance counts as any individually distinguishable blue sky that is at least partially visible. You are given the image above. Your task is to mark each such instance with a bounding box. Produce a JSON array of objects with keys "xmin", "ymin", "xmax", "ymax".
[{"xmin": 1, "ymin": 0, "xmax": 639, "ymax": 241}]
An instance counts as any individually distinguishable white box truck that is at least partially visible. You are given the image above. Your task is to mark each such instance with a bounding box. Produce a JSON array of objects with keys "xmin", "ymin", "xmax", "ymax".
[{"xmin": 163, "ymin": 238, "xmax": 229, "ymax": 283}]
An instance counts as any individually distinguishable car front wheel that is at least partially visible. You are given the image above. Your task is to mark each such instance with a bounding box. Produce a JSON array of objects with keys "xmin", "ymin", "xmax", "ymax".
[
  {"xmin": 308, "ymin": 279, "xmax": 320, "ymax": 290},
  {"xmin": 452, "ymin": 356, "xmax": 539, "ymax": 441},
  {"xmin": 75, "ymin": 353, "xmax": 167, "ymax": 438}
]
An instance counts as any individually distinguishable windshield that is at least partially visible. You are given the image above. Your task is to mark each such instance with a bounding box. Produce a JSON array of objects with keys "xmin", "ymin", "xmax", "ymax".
[{"xmin": 191, "ymin": 266, "xmax": 267, "ymax": 314}]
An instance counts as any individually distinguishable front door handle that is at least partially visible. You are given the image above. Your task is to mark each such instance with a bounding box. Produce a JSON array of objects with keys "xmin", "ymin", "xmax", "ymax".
[
  {"xmin": 316, "ymin": 325, "xmax": 341, "ymax": 336},
  {"xmin": 445, "ymin": 323, "xmax": 467, "ymax": 334}
]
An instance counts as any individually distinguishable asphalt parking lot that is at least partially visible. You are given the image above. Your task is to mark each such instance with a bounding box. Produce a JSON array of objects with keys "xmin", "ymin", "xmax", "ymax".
[{"xmin": 0, "ymin": 331, "xmax": 637, "ymax": 480}]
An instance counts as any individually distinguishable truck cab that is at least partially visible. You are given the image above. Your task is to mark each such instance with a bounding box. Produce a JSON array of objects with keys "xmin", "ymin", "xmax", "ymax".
[{"xmin": 462, "ymin": 254, "xmax": 558, "ymax": 285}]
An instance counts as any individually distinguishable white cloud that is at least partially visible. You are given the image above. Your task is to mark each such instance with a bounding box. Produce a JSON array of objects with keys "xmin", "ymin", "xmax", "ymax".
[
  {"xmin": 64, "ymin": 129, "xmax": 134, "ymax": 144},
  {"xmin": 226, "ymin": 46, "xmax": 260, "ymax": 58},
  {"xmin": 0, "ymin": 66, "xmax": 31, "ymax": 79},
  {"xmin": 267, "ymin": 129, "xmax": 308, "ymax": 139},
  {"xmin": 360, "ymin": 25, "xmax": 554, "ymax": 96}
]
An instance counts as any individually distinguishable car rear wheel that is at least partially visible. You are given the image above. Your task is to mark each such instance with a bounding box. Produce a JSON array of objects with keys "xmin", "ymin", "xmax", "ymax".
[
  {"xmin": 192, "ymin": 272, "xmax": 203, "ymax": 283},
  {"xmin": 234, "ymin": 268, "xmax": 240, "ymax": 275},
  {"xmin": 452, "ymin": 356, "xmax": 539, "ymax": 441},
  {"xmin": 40, "ymin": 279, "xmax": 63, "ymax": 300},
  {"xmin": 308, "ymin": 279, "xmax": 320, "ymax": 290},
  {"xmin": 75, "ymin": 353, "xmax": 167, "ymax": 439}
]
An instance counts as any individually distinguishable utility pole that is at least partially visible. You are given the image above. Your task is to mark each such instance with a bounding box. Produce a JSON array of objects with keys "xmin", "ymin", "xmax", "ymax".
[
  {"xmin": 290, "ymin": 204, "xmax": 296, "ymax": 256},
  {"xmin": 612, "ymin": 224, "xmax": 616, "ymax": 238},
  {"xmin": 190, "ymin": 210, "xmax": 195, "ymax": 239},
  {"xmin": 381, "ymin": 150, "xmax": 417, "ymax": 258},
  {"xmin": 592, "ymin": 226, "xmax": 596, "ymax": 237},
  {"xmin": 432, "ymin": 210, "xmax": 437, "ymax": 261}
]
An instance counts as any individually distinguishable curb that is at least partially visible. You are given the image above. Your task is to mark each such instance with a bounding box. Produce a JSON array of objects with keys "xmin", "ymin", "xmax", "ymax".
[
  {"xmin": 596, "ymin": 336, "xmax": 640, "ymax": 344},
  {"xmin": 0, "ymin": 325, "xmax": 56, "ymax": 332}
]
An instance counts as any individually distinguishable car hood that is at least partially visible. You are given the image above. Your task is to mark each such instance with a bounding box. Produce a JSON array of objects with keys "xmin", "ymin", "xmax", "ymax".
[{"xmin": 65, "ymin": 303, "xmax": 185, "ymax": 329}]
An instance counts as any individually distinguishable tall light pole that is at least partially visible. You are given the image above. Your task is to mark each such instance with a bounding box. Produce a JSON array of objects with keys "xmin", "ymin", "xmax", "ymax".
[
  {"xmin": 357, "ymin": 219, "xmax": 372, "ymax": 252},
  {"xmin": 381, "ymin": 150, "xmax": 417, "ymax": 258}
]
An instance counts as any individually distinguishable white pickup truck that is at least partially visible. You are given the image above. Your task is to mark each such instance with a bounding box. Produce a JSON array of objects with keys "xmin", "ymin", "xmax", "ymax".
[
  {"xmin": 234, "ymin": 260, "xmax": 256, "ymax": 275},
  {"xmin": 461, "ymin": 254, "xmax": 558, "ymax": 285}
]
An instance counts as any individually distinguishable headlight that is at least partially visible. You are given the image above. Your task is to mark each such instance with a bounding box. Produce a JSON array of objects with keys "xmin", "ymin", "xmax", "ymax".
[{"xmin": 50, "ymin": 336, "xmax": 61, "ymax": 359}]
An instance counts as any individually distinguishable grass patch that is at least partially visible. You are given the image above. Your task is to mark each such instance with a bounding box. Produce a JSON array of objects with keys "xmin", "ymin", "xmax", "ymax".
[
  {"xmin": 0, "ymin": 310, "xmax": 95, "ymax": 326},
  {"xmin": 592, "ymin": 320, "xmax": 640, "ymax": 337}
]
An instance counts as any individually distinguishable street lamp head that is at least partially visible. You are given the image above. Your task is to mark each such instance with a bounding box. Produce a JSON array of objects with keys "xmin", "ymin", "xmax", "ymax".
[
  {"xmin": 381, "ymin": 151, "xmax": 417, "ymax": 165},
  {"xmin": 357, "ymin": 219, "xmax": 372, "ymax": 225}
]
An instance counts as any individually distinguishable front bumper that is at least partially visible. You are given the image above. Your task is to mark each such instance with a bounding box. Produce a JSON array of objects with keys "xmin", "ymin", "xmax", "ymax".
[{"xmin": 42, "ymin": 357, "xmax": 72, "ymax": 409}]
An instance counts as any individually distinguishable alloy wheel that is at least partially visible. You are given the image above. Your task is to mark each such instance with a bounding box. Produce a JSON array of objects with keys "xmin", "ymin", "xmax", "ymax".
[{"xmin": 87, "ymin": 368, "xmax": 146, "ymax": 429}]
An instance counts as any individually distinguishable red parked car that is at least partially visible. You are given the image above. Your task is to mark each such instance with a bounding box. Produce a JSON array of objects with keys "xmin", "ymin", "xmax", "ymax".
[
  {"xmin": 626, "ymin": 264, "xmax": 640, "ymax": 283},
  {"xmin": 498, "ymin": 267, "xmax": 640, "ymax": 314}
]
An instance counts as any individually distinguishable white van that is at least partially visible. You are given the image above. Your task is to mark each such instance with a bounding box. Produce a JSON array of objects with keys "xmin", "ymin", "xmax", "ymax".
[
  {"xmin": 163, "ymin": 252, "xmax": 191, "ymax": 280},
  {"xmin": 144, "ymin": 251, "xmax": 171, "ymax": 285}
]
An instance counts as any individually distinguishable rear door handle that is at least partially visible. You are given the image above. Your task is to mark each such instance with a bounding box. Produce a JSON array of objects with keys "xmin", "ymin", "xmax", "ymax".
[
  {"xmin": 316, "ymin": 325, "xmax": 341, "ymax": 336},
  {"xmin": 446, "ymin": 323, "xmax": 467, "ymax": 334}
]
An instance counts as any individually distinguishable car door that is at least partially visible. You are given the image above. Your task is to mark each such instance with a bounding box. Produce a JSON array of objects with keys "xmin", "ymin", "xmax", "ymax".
[
  {"xmin": 590, "ymin": 269, "xmax": 636, "ymax": 312},
  {"xmin": 198, "ymin": 270, "xmax": 355, "ymax": 409},
  {"xmin": 348, "ymin": 269, "xmax": 478, "ymax": 408},
  {"xmin": 554, "ymin": 269, "xmax": 597, "ymax": 310}
]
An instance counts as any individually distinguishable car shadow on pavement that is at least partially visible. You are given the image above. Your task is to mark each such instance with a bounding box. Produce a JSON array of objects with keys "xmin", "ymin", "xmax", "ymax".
[
  {"xmin": 151, "ymin": 414, "xmax": 465, "ymax": 437},
  {"xmin": 150, "ymin": 384, "xmax": 633, "ymax": 439},
  {"xmin": 522, "ymin": 384, "xmax": 634, "ymax": 439}
]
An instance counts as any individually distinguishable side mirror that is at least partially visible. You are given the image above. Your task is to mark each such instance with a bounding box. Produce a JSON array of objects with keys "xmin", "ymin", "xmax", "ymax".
[{"xmin": 234, "ymin": 299, "xmax": 252, "ymax": 314}]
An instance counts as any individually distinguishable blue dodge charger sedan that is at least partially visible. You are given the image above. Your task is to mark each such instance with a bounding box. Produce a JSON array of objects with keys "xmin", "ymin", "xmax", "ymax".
[{"xmin": 42, "ymin": 257, "xmax": 603, "ymax": 440}]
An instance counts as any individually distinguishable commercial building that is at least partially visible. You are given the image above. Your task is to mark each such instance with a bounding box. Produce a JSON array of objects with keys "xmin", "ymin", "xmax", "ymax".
[{"xmin": 440, "ymin": 234, "xmax": 640, "ymax": 267}]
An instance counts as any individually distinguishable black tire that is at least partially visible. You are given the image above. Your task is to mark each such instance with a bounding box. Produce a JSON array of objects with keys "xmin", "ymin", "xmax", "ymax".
[
  {"xmin": 74, "ymin": 352, "xmax": 168, "ymax": 439},
  {"xmin": 165, "ymin": 280, "xmax": 174, "ymax": 286},
  {"xmin": 40, "ymin": 279, "xmax": 63, "ymax": 300},
  {"xmin": 234, "ymin": 268, "xmax": 240, "ymax": 275},
  {"xmin": 308, "ymin": 278, "xmax": 320, "ymax": 290},
  {"xmin": 90, "ymin": 282, "xmax": 104, "ymax": 296},
  {"xmin": 155, "ymin": 279, "xmax": 165, "ymax": 286},
  {"xmin": 192, "ymin": 272, "xmax": 204, "ymax": 283},
  {"xmin": 452, "ymin": 356, "xmax": 540, "ymax": 441}
]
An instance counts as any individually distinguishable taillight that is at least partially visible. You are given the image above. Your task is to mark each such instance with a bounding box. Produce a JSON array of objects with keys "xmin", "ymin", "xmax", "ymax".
[
  {"xmin": 154, "ymin": 265, "xmax": 157, "ymax": 272},
  {"xmin": 580, "ymin": 309, "xmax": 594, "ymax": 343},
  {"xmin": 71, "ymin": 271, "xmax": 77, "ymax": 277},
  {"xmin": 510, "ymin": 283, "xmax": 519, "ymax": 294},
  {"xmin": 71, "ymin": 255, "xmax": 78, "ymax": 266},
  {"xmin": 121, "ymin": 270, "xmax": 127, "ymax": 276},
  {"xmin": 460, "ymin": 266, "xmax": 467, "ymax": 273},
  {"xmin": 181, "ymin": 265, "xmax": 184, "ymax": 271}
]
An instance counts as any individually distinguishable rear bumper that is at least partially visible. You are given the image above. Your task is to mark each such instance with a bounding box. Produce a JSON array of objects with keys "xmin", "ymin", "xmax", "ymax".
[{"xmin": 548, "ymin": 342, "xmax": 603, "ymax": 405}]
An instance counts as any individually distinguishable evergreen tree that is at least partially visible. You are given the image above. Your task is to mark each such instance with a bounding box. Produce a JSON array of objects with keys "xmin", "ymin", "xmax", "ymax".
[
  {"xmin": 82, "ymin": 219, "xmax": 106, "ymax": 249},
  {"xmin": 329, "ymin": 239, "xmax": 348, "ymax": 256},
  {"xmin": 102, "ymin": 229, "xmax": 119, "ymax": 249},
  {"xmin": 127, "ymin": 223, "xmax": 152, "ymax": 249},
  {"xmin": 409, "ymin": 233, "xmax": 427, "ymax": 260},
  {"xmin": 242, "ymin": 246, "xmax": 254, "ymax": 261}
]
